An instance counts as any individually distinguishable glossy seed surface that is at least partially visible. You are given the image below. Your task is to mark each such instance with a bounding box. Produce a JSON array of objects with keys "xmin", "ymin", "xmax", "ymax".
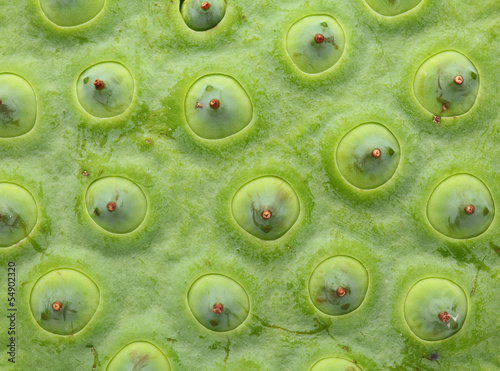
[
  {"xmin": 180, "ymin": 0, "xmax": 227, "ymax": 31},
  {"xmin": 187, "ymin": 274, "xmax": 250, "ymax": 332},
  {"xmin": 39, "ymin": 0, "xmax": 106, "ymax": 27},
  {"xmin": 427, "ymin": 174, "xmax": 494, "ymax": 239},
  {"xmin": 30, "ymin": 268, "xmax": 100, "ymax": 335},
  {"xmin": 310, "ymin": 357, "xmax": 362, "ymax": 371},
  {"xmin": 364, "ymin": 0, "xmax": 423, "ymax": 16},
  {"xmin": 107, "ymin": 341, "xmax": 171, "ymax": 370},
  {"xmin": 231, "ymin": 176, "xmax": 300, "ymax": 240},
  {"xmin": 404, "ymin": 277, "xmax": 467, "ymax": 341}
]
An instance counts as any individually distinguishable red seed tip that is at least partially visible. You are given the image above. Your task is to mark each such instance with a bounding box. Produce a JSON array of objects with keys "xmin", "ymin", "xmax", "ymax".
[
  {"xmin": 261, "ymin": 209, "xmax": 272, "ymax": 219},
  {"xmin": 52, "ymin": 301, "xmax": 62, "ymax": 311},
  {"xmin": 209, "ymin": 99, "xmax": 220, "ymax": 109},
  {"xmin": 107, "ymin": 202, "xmax": 117, "ymax": 212},
  {"xmin": 336, "ymin": 287, "xmax": 346, "ymax": 297},
  {"xmin": 372, "ymin": 148, "xmax": 381, "ymax": 158},
  {"xmin": 201, "ymin": 1, "xmax": 210, "ymax": 9},
  {"xmin": 314, "ymin": 34, "xmax": 324, "ymax": 43},
  {"xmin": 439, "ymin": 311, "xmax": 450, "ymax": 323},
  {"xmin": 213, "ymin": 303, "xmax": 223, "ymax": 314},
  {"xmin": 93, "ymin": 79, "xmax": 105, "ymax": 90},
  {"xmin": 465, "ymin": 205, "xmax": 475, "ymax": 215},
  {"xmin": 454, "ymin": 75, "xmax": 464, "ymax": 85}
]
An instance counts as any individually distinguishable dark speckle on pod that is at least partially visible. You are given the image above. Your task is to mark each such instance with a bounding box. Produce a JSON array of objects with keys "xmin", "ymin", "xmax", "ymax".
[
  {"xmin": 427, "ymin": 174, "xmax": 494, "ymax": 239},
  {"xmin": 286, "ymin": 15, "xmax": 346, "ymax": 74},
  {"xmin": 414, "ymin": 51, "xmax": 479, "ymax": 117},
  {"xmin": 187, "ymin": 274, "xmax": 249, "ymax": 332},
  {"xmin": 231, "ymin": 176, "xmax": 300, "ymax": 240}
]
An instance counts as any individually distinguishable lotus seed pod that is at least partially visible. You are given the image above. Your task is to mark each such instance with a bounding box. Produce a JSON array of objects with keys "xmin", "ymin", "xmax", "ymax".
[
  {"xmin": 310, "ymin": 357, "xmax": 362, "ymax": 371},
  {"xmin": 231, "ymin": 176, "xmax": 300, "ymax": 240},
  {"xmin": 187, "ymin": 274, "xmax": 249, "ymax": 332},
  {"xmin": 364, "ymin": 0, "xmax": 423, "ymax": 16},
  {"xmin": 30, "ymin": 268, "xmax": 100, "ymax": 335},
  {"xmin": 0, "ymin": 182, "xmax": 37, "ymax": 248},
  {"xmin": 336, "ymin": 123, "xmax": 401, "ymax": 189},
  {"xmin": 39, "ymin": 0, "xmax": 106, "ymax": 27},
  {"xmin": 180, "ymin": 0, "xmax": 227, "ymax": 31},
  {"xmin": 286, "ymin": 15, "xmax": 346, "ymax": 74},
  {"xmin": 427, "ymin": 174, "xmax": 494, "ymax": 239},
  {"xmin": 85, "ymin": 177, "xmax": 148, "ymax": 234},
  {"xmin": 77, "ymin": 62, "xmax": 134, "ymax": 118},
  {"xmin": 309, "ymin": 256, "xmax": 369, "ymax": 316},
  {"xmin": 414, "ymin": 51, "xmax": 479, "ymax": 117},
  {"xmin": 404, "ymin": 278, "xmax": 467, "ymax": 341},
  {"xmin": 107, "ymin": 341, "xmax": 171, "ymax": 371},
  {"xmin": 0, "ymin": 73, "xmax": 36, "ymax": 138},
  {"xmin": 185, "ymin": 74, "xmax": 253, "ymax": 139}
]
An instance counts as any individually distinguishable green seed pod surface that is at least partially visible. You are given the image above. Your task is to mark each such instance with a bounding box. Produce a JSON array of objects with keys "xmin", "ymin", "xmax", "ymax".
[
  {"xmin": 76, "ymin": 62, "xmax": 134, "ymax": 118},
  {"xmin": 310, "ymin": 357, "xmax": 362, "ymax": 371},
  {"xmin": 180, "ymin": 0, "xmax": 227, "ymax": 31},
  {"xmin": 187, "ymin": 274, "xmax": 250, "ymax": 332},
  {"xmin": 85, "ymin": 176, "xmax": 148, "ymax": 234},
  {"xmin": 364, "ymin": 0, "xmax": 423, "ymax": 16},
  {"xmin": 0, "ymin": 73, "xmax": 37, "ymax": 138},
  {"xmin": 309, "ymin": 256, "xmax": 369, "ymax": 316},
  {"xmin": 336, "ymin": 123, "xmax": 401, "ymax": 190},
  {"xmin": 184, "ymin": 74, "xmax": 253, "ymax": 139},
  {"xmin": 0, "ymin": 182, "xmax": 37, "ymax": 248},
  {"xmin": 404, "ymin": 277, "xmax": 467, "ymax": 341},
  {"xmin": 231, "ymin": 176, "xmax": 300, "ymax": 240},
  {"xmin": 39, "ymin": 0, "xmax": 106, "ymax": 27},
  {"xmin": 106, "ymin": 341, "xmax": 171, "ymax": 371},
  {"xmin": 30, "ymin": 268, "xmax": 100, "ymax": 336},
  {"xmin": 413, "ymin": 51, "xmax": 479, "ymax": 117},
  {"xmin": 427, "ymin": 174, "xmax": 495, "ymax": 239},
  {"xmin": 286, "ymin": 15, "xmax": 346, "ymax": 74}
]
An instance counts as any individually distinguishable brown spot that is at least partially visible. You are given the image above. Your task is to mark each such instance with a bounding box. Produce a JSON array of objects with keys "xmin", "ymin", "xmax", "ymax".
[
  {"xmin": 93, "ymin": 79, "xmax": 105, "ymax": 90},
  {"xmin": 314, "ymin": 34, "xmax": 324, "ymax": 43},
  {"xmin": 261, "ymin": 209, "xmax": 272, "ymax": 219},
  {"xmin": 52, "ymin": 301, "xmax": 62, "ymax": 311},
  {"xmin": 442, "ymin": 103, "xmax": 448, "ymax": 111},
  {"xmin": 336, "ymin": 287, "xmax": 346, "ymax": 297},
  {"xmin": 195, "ymin": 102, "xmax": 203, "ymax": 109},
  {"xmin": 107, "ymin": 202, "xmax": 117, "ymax": 212},
  {"xmin": 432, "ymin": 115, "xmax": 441, "ymax": 124},
  {"xmin": 0, "ymin": 99, "xmax": 2, "ymax": 105},
  {"xmin": 213, "ymin": 303, "xmax": 223, "ymax": 314},
  {"xmin": 201, "ymin": 1, "xmax": 210, "ymax": 9},
  {"xmin": 371, "ymin": 148, "xmax": 381, "ymax": 158},
  {"xmin": 439, "ymin": 311, "xmax": 450, "ymax": 323},
  {"xmin": 465, "ymin": 205, "xmax": 475, "ymax": 215},
  {"xmin": 454, "ymin": 75, "xmax": 464, "ymax": 85},
  {"xmin": 82, "ymin": 170, "xmax": 89, "ymax": 177},
  {"xmin": 209, "ymin": 99, "xmax": 219, "ymax": 109}
]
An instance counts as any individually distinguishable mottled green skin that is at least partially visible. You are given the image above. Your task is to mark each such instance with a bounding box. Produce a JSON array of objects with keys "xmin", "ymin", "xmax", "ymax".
[
  {"xmin": 107, "ymin": 341, "xmax": 171, "ymax": 371},
  {"xmin": 404, "ymin": 278, "xmax": 467, "ymax": 341},
  {"xmin": 0, "ymin": 0, "xmax": 499, "ymax": 370},
  {"xmin": 30, "ymin": 268, "xmax": 100, "ymax": 335}
]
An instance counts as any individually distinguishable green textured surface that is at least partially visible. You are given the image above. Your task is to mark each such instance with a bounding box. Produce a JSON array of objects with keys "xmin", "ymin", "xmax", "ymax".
[{"xmin": 0, "ymin": 0, "xmax": 499, "ymax": 370}]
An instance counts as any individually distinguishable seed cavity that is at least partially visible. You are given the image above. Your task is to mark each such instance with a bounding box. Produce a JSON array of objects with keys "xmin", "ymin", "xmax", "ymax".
[
  {"xmin": 52, "ymin": 301, "xmax": 62, "ymax": 311},
  {"xmin": 106, "ymin": 342, "xmax": 171, "ymax": 371},
  {"xmin": 39, "ymin": 0, "xmax": 105, "ymax": 27},
  {"xmin": 93, "ymin": 79, "xmax": 105, "ymax": 90},
  {"xmin": 439, "ymin": 311, "xmax": 450, "ymax": 323},
  {"xmin": 454, "ymin": 75, "xmax": 464, "ymax": 85},
  {"xmin": 209, "ymin": 98, "xmax": 220, "ymax": 109},
  {"xmin": 180, "ymin": 0, "xmax": 227, "ymax": 31},
  {"xmin": 213, "ymin": 303, "xmax": 223, "ymax": 314},
  {"xmin": 314, "ymin": 33, "xmax": 324, "ymax": 43}
]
